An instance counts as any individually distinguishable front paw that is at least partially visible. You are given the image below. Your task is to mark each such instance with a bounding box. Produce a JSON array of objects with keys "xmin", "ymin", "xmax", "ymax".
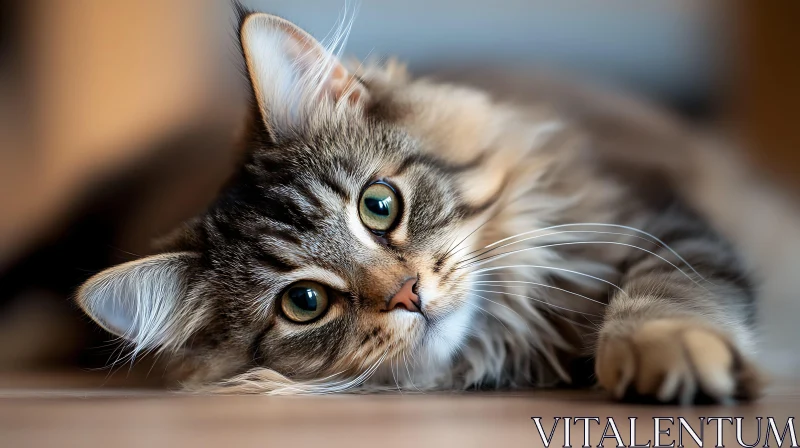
[{"xmin": 595, "ymin": 318, "xmax": 762, "ymax": 404}]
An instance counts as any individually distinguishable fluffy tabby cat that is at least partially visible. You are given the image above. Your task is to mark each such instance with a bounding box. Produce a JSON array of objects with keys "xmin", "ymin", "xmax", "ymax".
[{"xmin": 76, "ymin": 7, "xmax": 763, "ymax": 403}]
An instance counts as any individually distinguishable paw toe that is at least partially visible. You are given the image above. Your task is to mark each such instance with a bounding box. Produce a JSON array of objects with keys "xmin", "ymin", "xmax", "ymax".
[
  {"xmin": 683, "ymin": 328, "xmax": 736, "ymax": 400},
  {"xmin": 596, "ymin": 319, "xmax": 760, "ymax": 404}
]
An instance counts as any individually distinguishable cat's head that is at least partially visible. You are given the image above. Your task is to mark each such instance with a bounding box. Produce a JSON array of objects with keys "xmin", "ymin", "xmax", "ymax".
[{"xmin": 76, "ymin": 11, "xmax": 527, "ymax": 389}]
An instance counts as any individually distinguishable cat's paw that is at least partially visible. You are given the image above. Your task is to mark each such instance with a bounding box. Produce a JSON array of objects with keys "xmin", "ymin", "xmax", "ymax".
[{"xmin": 595, "ymin": 318, "xmax": 762, "ymax": 404}]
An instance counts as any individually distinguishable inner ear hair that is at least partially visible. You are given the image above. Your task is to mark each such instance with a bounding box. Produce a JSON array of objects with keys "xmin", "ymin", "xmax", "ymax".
[{"xmin": 76, "ymin": 252, "xmax": 203, "ymax": 353}]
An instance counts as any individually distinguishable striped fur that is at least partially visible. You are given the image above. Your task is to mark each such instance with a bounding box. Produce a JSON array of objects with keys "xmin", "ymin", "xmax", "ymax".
[{"xmin": 75, "ymin": 9, "xmax": 762, "ymax": 402}]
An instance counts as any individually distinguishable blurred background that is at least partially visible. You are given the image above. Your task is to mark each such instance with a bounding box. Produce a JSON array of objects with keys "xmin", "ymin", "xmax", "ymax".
[{"xmin": 0, "ymin": 1, "xmax": 797, "ymax": 388}]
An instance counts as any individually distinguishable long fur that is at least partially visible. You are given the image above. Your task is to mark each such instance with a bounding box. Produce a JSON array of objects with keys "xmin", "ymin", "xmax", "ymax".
[{"xmin": 76, "ymin": 7, "xmax": 762, "ymax": 402}]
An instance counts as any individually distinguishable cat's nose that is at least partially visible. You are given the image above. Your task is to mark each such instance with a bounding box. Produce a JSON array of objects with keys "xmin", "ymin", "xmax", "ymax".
[{"xmin": 386, "ymin": 279, "xmax": 421, "ymax": 313}]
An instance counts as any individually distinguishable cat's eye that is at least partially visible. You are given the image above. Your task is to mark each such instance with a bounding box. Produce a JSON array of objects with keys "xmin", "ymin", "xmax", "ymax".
[
  {"xmin": 281, "ymin": 281, "xmax": 330, "ymax": 323},
  {"xmin": 359, "ymin": 181, "xmax": 401, "ymax": 233}
]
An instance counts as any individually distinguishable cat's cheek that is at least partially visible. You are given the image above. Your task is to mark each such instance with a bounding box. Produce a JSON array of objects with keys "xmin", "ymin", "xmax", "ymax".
[{"xmin": 416, "ymin": 281, "xmax": 461, "ymax": 316}]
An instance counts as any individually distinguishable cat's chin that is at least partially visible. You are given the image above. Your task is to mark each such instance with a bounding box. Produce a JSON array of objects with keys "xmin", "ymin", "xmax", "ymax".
[
  {"xmin": 417, "ymin": 299, "xmax": 477, "ymax": 371},
  {"xmin": 365, "ymin": 298, "xmax": 477, "ymax": 390}
]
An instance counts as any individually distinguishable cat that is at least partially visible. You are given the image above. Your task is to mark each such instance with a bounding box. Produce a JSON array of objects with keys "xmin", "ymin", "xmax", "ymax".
[{"xmin": 75, "ymin": 6, "xmax": 763, "ymax": 403}]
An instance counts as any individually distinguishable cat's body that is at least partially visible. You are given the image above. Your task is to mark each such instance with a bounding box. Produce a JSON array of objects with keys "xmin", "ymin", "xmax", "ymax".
[{"xmin": 76, "ymin": 9, "xmax": 762, "ymax": 403}]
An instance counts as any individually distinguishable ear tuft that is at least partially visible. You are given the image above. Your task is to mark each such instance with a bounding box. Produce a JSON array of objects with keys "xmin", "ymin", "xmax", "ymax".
[
  {"xmin": 77, "ymin": 252, "xmax": 200, "ymax": 351},
  {"xmin": 239, "ymin": 13, "xmax": 369, "ymax": 137}
]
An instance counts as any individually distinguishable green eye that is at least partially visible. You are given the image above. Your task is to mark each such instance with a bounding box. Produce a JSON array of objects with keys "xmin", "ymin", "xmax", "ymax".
[
  {"xmin": 281, "ymin": 281, "xmax": 330, "ymax": 323},
  {"xmin": 359, "ymin": 181, "xmax": 400, "ymax": 233}
]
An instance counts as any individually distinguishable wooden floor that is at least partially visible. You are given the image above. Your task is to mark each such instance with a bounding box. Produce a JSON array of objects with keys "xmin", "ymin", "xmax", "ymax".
[{"xmin": 0, "ymin": 374, "xmax": 798, "ymax": 448}]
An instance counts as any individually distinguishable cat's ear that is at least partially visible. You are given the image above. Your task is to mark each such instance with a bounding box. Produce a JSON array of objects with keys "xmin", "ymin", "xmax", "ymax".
[
  {"xmin": 239, "ymin": 13, "xmax": 369, "ymax": 137},
  {"xmin": 76, "ymin": 252, "xmax": 202, "ymax": 351}
]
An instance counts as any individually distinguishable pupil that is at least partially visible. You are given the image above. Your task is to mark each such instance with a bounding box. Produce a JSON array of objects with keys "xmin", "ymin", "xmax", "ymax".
[
  {"xmin": 289, "ymin": 287, "xmax": 318, "ymax": 311},
  {"xmin": 365, "ymin": 197, "xmax": 391, "ymax": 216}
]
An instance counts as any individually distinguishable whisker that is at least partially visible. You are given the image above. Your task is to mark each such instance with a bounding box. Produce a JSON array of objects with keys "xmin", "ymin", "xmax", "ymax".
[
  {"xmin": 457, "ymin": 230, "xmax": 652, "ymax": 266},
  {"xmin": 390, "ymin": 357, "xmax": 402, "ymax": 393},
  {"xmin": 454, "ymin": 292, "xmax": 514, "ymax": 335},
  {"xmin": 467, "ymin": 264, "xmax": 629, "ymax": 298},
  {"xmin": 466, "ymin": 287, "xmax": 600, "ymax": 316},
  {"xmin": 401, "ymin": 352, "xmax": 423, "ymax": 393},
  {"xmin": 453, "ymin": 287, "xmax": 601, "ymax": 335},
  {"xmin": 330, "ymin": 348, "xmax": 388, "ymax": 393},
  {"xmin": 450, "ymin": 287, "xmax": 532, "ymax": 322},
  {"xmin": 476, "ymin": 223, "xmax": 708, "ymax": 282},
  {"xmin": 439, "ymin": 185, "xmax": 532, "ymax": 263},
  {"xmin": 299, "ymin": 346, "xmax": 390, "ymax": 395},
  {"xmin": 470, "ymin": 279, "xmax": 607, "ymax": 306},
  {"xmin": 460, "ymin": 241, "xmax": 709, "ymax": 291},
  {"xmin": 254, "ymin": 346, "xmax": 389, "ymax": 395},
  {"xmin": 440, "ymin": 207, "xmax": 502, "ymax": 262}
]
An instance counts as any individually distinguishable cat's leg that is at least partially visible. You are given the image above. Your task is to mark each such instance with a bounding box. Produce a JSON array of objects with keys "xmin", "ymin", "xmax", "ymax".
[{"xmin": 594, "ymin": 210, "xmax": 764, "ymax": 404}]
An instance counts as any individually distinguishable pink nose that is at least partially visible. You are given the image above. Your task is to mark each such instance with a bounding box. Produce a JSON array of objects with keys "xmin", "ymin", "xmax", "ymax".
[{"xmin": 386, "ymin": 279, "xmax": 421, "ymax": 313}]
